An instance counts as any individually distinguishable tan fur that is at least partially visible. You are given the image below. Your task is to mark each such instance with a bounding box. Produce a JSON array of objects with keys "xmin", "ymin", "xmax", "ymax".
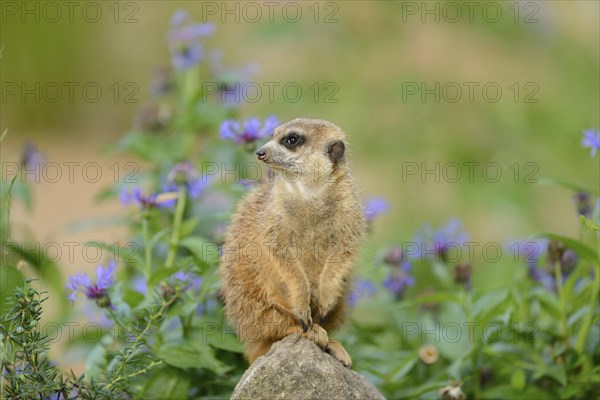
[{"xmin": 218, "ymin": 118, "xmax": 366, "ymax": 368}]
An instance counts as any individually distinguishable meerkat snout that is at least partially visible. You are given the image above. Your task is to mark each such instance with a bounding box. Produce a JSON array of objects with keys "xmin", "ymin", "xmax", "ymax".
[{"xmin": 256, "ymin": 149, "xmax": 267, "ymax": 160}]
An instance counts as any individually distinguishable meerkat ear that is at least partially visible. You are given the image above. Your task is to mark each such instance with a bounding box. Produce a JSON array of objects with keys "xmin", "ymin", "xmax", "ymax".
[{"xmin": 328, "ymin": 140, "xmax": 345, "ymax": 164}]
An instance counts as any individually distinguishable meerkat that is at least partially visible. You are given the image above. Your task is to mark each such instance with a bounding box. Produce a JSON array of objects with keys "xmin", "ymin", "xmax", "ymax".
[{"xmin": 218, "ymin": 118, "xmax": 365, "ymax": 367}]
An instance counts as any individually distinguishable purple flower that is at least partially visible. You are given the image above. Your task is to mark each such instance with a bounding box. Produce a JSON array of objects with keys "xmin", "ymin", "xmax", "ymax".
[
  {"xmin": 21, "ymin": 142, "xmax": 46, "ymax": 168},
  {"xmin": 209, "ymin": 50, "xmax": 259, "ymax": 107},
  {"xmin": 67, "ymin": 261, "xmax": 117, "ymax": 307},
  {"xmin": 527, "ymin": 263, "xmax": 555, "ymax": 291},
  {"xmin": 561, "ymin": 249, "xmax": 579, "ymax": 275},
  {"xmin": 170, "ymin": 270, "xmax": 203, "ymax": 293},
  {"xmin": 383, "ymin": 262, "xmax": 415, "ymax": 299},
  {"xmin": 348, "ymin": 279, "xmax": 377, "ymax": 307},
  {"xmin": 364, "ymin": 197, "xmax": 390, "ymax": 222},
  {"xmin": 20, "ymin": 142, "xmax": 46, "ymax": 181},
  {"xmin": 507, "ymin": 239, "xmax": 548, "ymax": 263},
  {"xmin": 168, "ymin": 10, "xmax": 215, "ymax": 70},
  {"xmin": 582, "ymin": 129, "xmax": 600, "ymax": 157},
  {"xmin": 196, "ymin": 298, "xmax": 218, "ymax": 316},
  {"xmin": 132, "ymin": 275, "xmax": 148, "ymax": 295},
  {"xmin": 164, "ymin": 161, "xmax": 210, "ymax": 199},
  {"xmin": 151, "ymin": 67, "xmax": 173, "ymax": 96},
  {"xmin": 220, "ymin": 116, "xmax": 279, "ymax": 145},
  {"xmin": 414, "ymin": 219, "xmax": 469, "ymax": 263},
  {"xmin": 573, "ymin": 192, "xmax": 593, "ymax": 218},
  {"xmin": 511, "ymin": 239, "xmax": 579, "ymax": 291},
  {"xmin": 382, "ymin": 246, "xmax": 407, "ymax": 266},
  {"xmin": 453, "ymin": 263, "xmax": 472, "ymax": 289},
  {"xmin": 120, "ymin": 187, "xmax": 177, "ymax": 209}
]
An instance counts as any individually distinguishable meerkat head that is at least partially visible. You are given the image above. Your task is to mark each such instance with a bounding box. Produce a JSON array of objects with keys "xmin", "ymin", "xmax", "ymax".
[{"xmin": 255, "ymin": 118, "xmax": 347, "ymax": 181}]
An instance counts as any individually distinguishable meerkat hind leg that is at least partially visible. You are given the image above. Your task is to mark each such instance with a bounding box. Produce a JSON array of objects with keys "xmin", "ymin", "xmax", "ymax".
[
  {"xmin": 326, "ymin": 339, "xmax": 352, "ymax": 368},
  {"xmin": 246, "ymin": 340, "xmax": 276, "ymax": 364}
]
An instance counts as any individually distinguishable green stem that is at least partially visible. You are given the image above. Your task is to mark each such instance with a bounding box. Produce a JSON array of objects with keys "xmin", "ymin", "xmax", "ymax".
[
  {"xmin": 464, "ymin": 292, "xmax": 480, "ymax": 400},
  {"xmin": 103, "ymin": 360, "xmax": 163, "ymax": 392},
  {"xmin": 471, "ymin": 345, "xmax": 481, "ymax": 400},
  {"xmin": 180, "ymin": 315, "xmax": 189, "ymax": 338},
  {"xmin": 183, "ymin": 67, "xmax": 199, "ymax": 105},
  {"xmin": 105, "ymin": 294, "xmax": 179, "ymax": 390},
  {"xmin": 575, "ymin": 263, "xmax": 600, "ymax": 352},
  {"xmin": 554, "ymin": 262, "xmax": 569, "ymax": 342},
  {"xmin": 142, "ymin": 211, "xmax": 152, "ymax": 276},
  {"xmin": 165, "ymin": 187, "xmax": 187, "ymax": 268},
  {"xmin": 107, "ymin": 308, "xmax": 130, "ymax": 341},
  {"xmin": 4, "ymin": 175, "xmax": 17, "ymax": 242}
]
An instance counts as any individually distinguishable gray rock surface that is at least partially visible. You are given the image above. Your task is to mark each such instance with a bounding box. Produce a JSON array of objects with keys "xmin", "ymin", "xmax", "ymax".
[{"xmin": 231, "ymin": 335, "xmax": 385, "ymax": 400}]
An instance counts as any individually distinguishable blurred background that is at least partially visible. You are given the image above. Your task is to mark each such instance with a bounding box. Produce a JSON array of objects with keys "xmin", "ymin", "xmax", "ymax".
[{"xmin": 1, "ymin": 0, "xmax": 599, "ymax": 375}]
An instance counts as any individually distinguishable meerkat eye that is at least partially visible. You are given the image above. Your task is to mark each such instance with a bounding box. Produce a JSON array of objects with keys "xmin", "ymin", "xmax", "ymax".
[{"xmin": 281, "ymin": 132, "xmax": 304, "ymax": 149}]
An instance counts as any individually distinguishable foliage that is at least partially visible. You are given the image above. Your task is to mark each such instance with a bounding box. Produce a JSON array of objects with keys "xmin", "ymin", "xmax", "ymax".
[{"xmin": 1, "ymin": 9, "xmax": 599, "ymax": 400}]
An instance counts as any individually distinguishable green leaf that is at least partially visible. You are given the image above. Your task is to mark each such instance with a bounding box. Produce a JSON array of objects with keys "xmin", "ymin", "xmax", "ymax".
[
  {"xmin": 530, "ymin": 287, "xmax": 560, "ymax": 315},
  {"xmin": 510, "ymin": 368, "xmax": 526, "ymax": 392},
  {"xmin": 0, "ymin": 267, "xmax": 24, "ymax": 314},
  {"xmin": 179, "ymin": 218, "xmax": 199, "ymax": 238},
  {"xmin": 410, "ymin": 291, "xmax": 460, "ymax": 306},
  {"xmin": 3, "ymin": 242, "xmax": 67, "ymax": 312},
  {"xmin": 481, "ymin": 384, "xmax": 551, "ymax": 399},
  {"xmin": 180, "ymin": 236, "xmax": 218, "ymax": 267},
  {"xmin": 561, "ymin": 384, "xmax": 586, "ymax": 399},
  {"xmin": 389, "ymin": 354, "xmax": 417, "ymax": 381},
  {"xmin": 581, "ymin": 215, "xmax": 600, "ymax": 232},
  {"xmin": 10, "ymin": 180, "xmax": 32, "ymax": 211},
  {"xmin": 545, "ymin": 364, "xmax": 567, "ymax": 386},
  {"xmin": 431, "ymin": 262, "xmax": 453, "ymax": 288},
  {"xmin": 194, "ymin": 325, "xmax": 244, "ymax": 353},
  {"xmin": 148, "ymin": 268, "xmax": 176, "ymax": 287},
  {"xmin": 84, "ymin": 336, "xmax": 110, "ymax": 381},
  {"xmin": 111, "ymin": 283, "xmax": 133, "ymax": 321},
  {"xmin": 83, "ymin": 240, "xmax": 143, "ymax": 267},
  {"xmin": 113, "ymin": 131, "xmax": 183, "ymax": 166},
  {"xmin": 156, "ymin": 339, "xmax": 230, "ymax": 374},
  {"xmin": 141, "ymin": 365, "xmax": 191, "ymax": 399},
  {"xmin": 148, "ymin": 227, "xmax": 170, "ymax": 249},
  {"xmin": 122, "ymin": 288, "xmax": 145, "ymax": 308},
  {"xmin": 395, "ymin": 380, "xmax": 452, "ymax": 399},
  {"xmin": 471, "ymin": 288, "xmax": 509, "ymax": 320}
]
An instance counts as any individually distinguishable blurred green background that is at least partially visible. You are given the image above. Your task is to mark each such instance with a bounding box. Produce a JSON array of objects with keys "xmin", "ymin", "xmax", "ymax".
[
  {"xmin": 1, "ymin": 0, "xmax": 598, "ymax": 317},
  {"xmin": 2, "ymin": 1, "xmax": 598, "ymax": 245},
  {"xmin": 1, "ymin": 0, "xmax": 599, "ymax": 388}
]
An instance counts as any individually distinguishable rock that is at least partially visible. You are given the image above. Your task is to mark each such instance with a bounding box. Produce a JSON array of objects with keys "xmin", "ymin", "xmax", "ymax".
[{"xmin": 231, "ymin": 335, "xmax": 385, "ymax": 400}]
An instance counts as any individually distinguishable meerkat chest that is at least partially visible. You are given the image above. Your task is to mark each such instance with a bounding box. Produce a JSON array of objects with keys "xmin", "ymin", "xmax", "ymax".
[{"xmin": 282, "ymin": 180, "xmax": 325, "ymax": 201}]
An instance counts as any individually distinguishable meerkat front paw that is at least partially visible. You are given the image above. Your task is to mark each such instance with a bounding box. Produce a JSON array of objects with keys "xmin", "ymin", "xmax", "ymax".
[
  {"xmin": 301, "ymin": 323, "xmax": 329, "ymax": 348},
  {"xmin": 326, "ymin": 339, "xmax": 352, "ymax": 368},
  {"xmin": 293, "ymin": 306, "xmax": 313, "ymax": 333}
]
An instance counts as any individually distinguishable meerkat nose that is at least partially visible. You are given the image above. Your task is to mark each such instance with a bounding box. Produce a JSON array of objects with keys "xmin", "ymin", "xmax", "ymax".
[{"xmin": 256, "ymin": 150, "xmax": 267, "ymax": 160}]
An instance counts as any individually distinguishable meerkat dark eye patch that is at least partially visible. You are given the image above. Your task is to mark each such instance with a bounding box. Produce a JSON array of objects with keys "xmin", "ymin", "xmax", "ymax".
[
  {"xmin": 280, "ymin": 132, "xmax": 305, "ymax": 149},
  {"xmin": 327, "ymin": 140, "xmax": 345, "ymax": 164}
]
